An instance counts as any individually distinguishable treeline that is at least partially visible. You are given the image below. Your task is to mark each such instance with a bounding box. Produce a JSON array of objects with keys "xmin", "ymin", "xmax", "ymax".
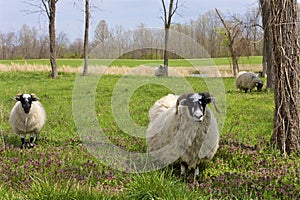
[{"xmin": 0, "ymin": 9, "xmax": 263, "ymax": 60}]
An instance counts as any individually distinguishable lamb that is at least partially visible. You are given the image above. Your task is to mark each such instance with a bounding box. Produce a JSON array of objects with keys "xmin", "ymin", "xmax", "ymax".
[
  {"xmin": 146, "ymin": 92, "xmax": 219, "ymax": 180},
  {"xmin": 9, "ymin": 93, "xmax": 46, "ymax": 149},
  {"xmin": 236, "ymin": 71, "xmax": 264, "ymax": 93}
]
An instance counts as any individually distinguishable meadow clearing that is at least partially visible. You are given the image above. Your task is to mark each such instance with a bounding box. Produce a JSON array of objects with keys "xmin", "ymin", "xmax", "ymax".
[{"xmin": 0, "ymin": 58, "xmax": 299, "ymax": 199}]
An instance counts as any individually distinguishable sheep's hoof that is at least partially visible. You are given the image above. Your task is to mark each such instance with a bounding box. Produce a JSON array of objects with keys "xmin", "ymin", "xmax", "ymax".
[
  {"xmin": 20, "ymin": 144, "xmax": 26, "ymax": 149},
  {"xmin": 29, "ymin": 137, "xmax": 35, "ymax": 148}
]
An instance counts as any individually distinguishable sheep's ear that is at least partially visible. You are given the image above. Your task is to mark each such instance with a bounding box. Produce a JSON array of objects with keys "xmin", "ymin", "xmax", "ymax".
[
  {"xmin": 207, "ymin": 96, "xmax": 220, "ymax": 113},
  {"xmin": 175, "ymin": 99, "xmax": 180, "ymax": 115},
  {"xmin": 175, "ymin": 98, "xmax": 186, "ymax": 115},
  {"xmin": 31, "ymin": 94, "xmax": 39, "ymax": 101},
  {"xmin": 14, "ymin": 94, "xmax": 23, "ymax": 101}
]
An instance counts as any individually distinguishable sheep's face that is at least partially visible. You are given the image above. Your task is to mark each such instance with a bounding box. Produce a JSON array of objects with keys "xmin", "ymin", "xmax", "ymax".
[
  {"xmin": 256, "ymin": 81, "xmax": 263, "ymax": 91},
  {"xmin": 14, "ymin": 94, "xmax": 39, "ymax": 114},
  {"xmin": 178, "ymin": 93, "xmax": 211, "ymax": 122}
]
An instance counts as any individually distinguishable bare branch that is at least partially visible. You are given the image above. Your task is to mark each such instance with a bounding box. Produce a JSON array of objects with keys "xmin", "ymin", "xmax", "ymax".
[
  {"xmin": 161, "ymin": 0, "xmax": 167, "ymax": 24},
  {"xmin": 41, "ymin": 0, "xmax": 50, "ymax": 18}
]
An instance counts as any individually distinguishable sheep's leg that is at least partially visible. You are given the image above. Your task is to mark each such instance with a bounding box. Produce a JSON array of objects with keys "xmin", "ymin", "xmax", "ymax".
[
  {"xmin": 29, "ymin": 133, "xmax": 36, "ymax": 148},
  {"xmin": 20, "ymin": 134, "xmax": 26, "ymax": 149},
  {"xmin": 180, "ymin": 164, "xmax": 185, "ymax": 178},
  {"xmin": 194, "ymin": 167, "xmax": 199, "ymax": 182}
]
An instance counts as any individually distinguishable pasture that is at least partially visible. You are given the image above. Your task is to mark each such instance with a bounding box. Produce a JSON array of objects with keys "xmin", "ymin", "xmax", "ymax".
[{"xmin": 0, "ymin": 62, "xmax": 299, "ymax": 199}]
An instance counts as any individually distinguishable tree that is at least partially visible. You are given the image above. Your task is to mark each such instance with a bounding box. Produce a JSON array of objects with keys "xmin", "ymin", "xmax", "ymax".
[
  {"xmin": 270, "ymin": 0, "xmax": 300, "ymax": 155},
  {"xmin": 41, "ymin": 0, "xmax": 59, "ymax": 78},
  {"xmin": 215, "ymin": 9, "xmax": 242, "ymax": 76},
  {"xmin": 93, "ymin": 20, "xmax": 109, "ymax": 47},
  {"xmin": 83, "ymin": 0, "xmax": 90, "ymax": 75},
  {"xmin": 259, "ymin": 0, "xmax": 274, "ymax": 89},
  {"xmin": 161, "ymin": 0, "xmax": 181, "ymax": 76}
]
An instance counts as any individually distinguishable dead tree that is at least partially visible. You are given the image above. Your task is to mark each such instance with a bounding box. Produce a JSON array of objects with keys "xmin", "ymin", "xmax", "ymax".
[
  {"xmin": 82, "ymin": 0, "xmax": 89, "ymax": 75},
  {"xmin": 42, "ymin": 0, "xmax": 59, "ymax": 78},
  {"xmin": 215, "ymin": 8, "xmax": 242, "ymax": 76},
  {"xmin": 270, "ymin": 0, "xmax": 300, "ymax": 155},
  {"xmin": 161, "ymin": 0, "xmax": 181, "ymax": 76}
]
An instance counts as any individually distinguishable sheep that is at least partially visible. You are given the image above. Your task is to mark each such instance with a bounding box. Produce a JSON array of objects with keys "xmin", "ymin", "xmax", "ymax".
[
  {"xmin": 146, "ymin": 92, "xmax": 219, "ymax": 180},
  {"xmin": 236, "ymin": 71, "xmax": 264, "ymax": 93},
  {"xmin": 9, "ymin": 93, "xmax": 46, "ymax": 149},
  {"xmin": 155, "ymin": 65, "xmax": 165, "ymax": 77}
]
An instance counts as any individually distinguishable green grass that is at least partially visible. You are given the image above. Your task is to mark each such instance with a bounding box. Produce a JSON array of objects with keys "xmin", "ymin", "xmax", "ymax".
[
  {"xmin": 0, "ymin": 71, "xmax": 299, "ymax": 199},
  {"xmin": 0, "ymin": 56, "xmax": 262, "ymax": 68}
]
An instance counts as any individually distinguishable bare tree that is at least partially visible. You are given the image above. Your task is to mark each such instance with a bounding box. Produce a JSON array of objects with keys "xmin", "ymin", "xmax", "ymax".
[
  {"xmin": 82, "ymin": 0, "xmax": 89, "ymax": 75},
  {"xmin": 93, "ymin": 20, "xmax": 110, "ymax": 47},
  {"xmin": 161, "ymin": 0, "xmax": 181, "ymax": 76},
  {"xmin": 24, "ymin": 0, "xmax": 59, "ymax": 76},
  {"xmin": 215, "ymin": 9, "xmax": 242, "ymax": 76},
  {"xmin": 56, "ymin": 32, "xmax": 69, "ymax": 58},
  {"xmin": 270, "ymin": 0, "xmax": 300, "ymax": 155},
  {"xmin": 41, "ymin": 0, "xmax": 59, "ymax": 78}
]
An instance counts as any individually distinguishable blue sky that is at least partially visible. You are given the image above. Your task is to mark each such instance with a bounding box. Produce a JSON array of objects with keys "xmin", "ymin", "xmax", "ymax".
[{"xmin": 0, "ymin": 0, "xmax": 257, "ymax": 42}]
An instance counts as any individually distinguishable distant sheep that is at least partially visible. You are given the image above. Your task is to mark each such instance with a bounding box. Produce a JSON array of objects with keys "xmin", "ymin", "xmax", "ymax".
[
  {"xmin": 9, "ymin": 94, "xmax": 46, "ymax": 149},
  {"xmin": 146, "ymin": 92, "xmax": 219, "ymax": 180},
  {"xmin": 236, "ymin": 71, "xmax": 263, "ymax": 93},
  {"xmin": 155, "ymin": 65, "xmax": 165, "ymax": 77}
]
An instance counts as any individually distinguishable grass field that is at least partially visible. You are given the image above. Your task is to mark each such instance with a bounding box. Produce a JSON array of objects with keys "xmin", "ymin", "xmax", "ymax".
[{"xmin": 0, "ymin": 70, "xmax": 299, "ymax": 199}]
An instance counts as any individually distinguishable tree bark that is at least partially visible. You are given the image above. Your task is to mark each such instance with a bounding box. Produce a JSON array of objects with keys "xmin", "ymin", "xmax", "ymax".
[
  {"xmin": 260, "ymin": 0, "xmax": 274, "ymax": 89},
  {"xmin": 270, "ymin": 0, "xmax": 300, "ymax": 155},
  {"xmin": 44, "ymin": 0, "xmax": 59, "ymax": 78},
  {"xmin": 83, "ymin": 0, "xmax": 89, "ymax": 76},
  {"xmin": 163, "ymin": 27, "xmax": 169, "ymax": 76}
]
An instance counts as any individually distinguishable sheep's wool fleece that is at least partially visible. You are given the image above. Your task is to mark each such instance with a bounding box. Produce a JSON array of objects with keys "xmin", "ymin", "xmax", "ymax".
[
  {"xmin": 146, "ymin": 101, "xmax": 219, "ymax": 169},
  {"xmin": 9, "ymin": 101, "xmax": 46, "ymax": 135},
  {"xmin": 148, "ymin": 94, "xmax": 178, "ymax": 124},
  {"xmin": 236, "ymin": 71, "xmax": 261, "ymax": 90}
]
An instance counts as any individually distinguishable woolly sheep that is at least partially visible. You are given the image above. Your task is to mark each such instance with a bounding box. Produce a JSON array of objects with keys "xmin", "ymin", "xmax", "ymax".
[
  {"xmin": 146, "ymin": 92, "xmax": 219, "ymax": 180},
  {"xmin": 155, "ymin": 65, "xmax": 165, "ymax": 77},
  {"xmin": 236, "ymin": 71, "xmax": 263, "ymax": 93},
  {"xmin": 9, "ymin": 93, "xmax": 46, "ymax": 149}
]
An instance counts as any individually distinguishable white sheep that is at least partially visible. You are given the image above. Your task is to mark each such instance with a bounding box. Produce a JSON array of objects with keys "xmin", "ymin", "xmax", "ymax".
[
  {"xmin": 146, "ymin": 92, "xmax": 219, "ymax": 180},
  {"xmin": 9, "ymin": 93, "xmax": 46, "ymax": 149},
  {"xmin": 236, "ymin": 71, "xmax": 264, "ymax": 93}
]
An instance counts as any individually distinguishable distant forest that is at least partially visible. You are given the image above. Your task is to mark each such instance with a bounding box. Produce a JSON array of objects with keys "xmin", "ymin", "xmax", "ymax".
[{"xmin": 0, "ymin": 8, "xmax": 264, "ymax": 60}]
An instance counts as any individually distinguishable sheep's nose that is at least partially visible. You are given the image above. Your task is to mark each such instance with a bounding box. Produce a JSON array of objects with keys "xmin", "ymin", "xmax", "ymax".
[
  {"xmin": 193, "ymin": 110, "xmax": 203, "ymax": 122},
  {"xmin": 22, "ymin": 103, "xmax": 31, "ymax": 113}
]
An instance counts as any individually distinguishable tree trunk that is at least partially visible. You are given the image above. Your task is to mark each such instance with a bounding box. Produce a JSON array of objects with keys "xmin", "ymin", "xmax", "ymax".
[
  {"xmin": 270, "ymin": 0, "xmax": 300, "ymax": 155},
  {"xmin": 231, "ymin": 53, "xmax": 239, "ymax": 76},
  {"xmin": 161, "ymin": 0, "xmax": 179, "ymax": 77},
  {"xmin": 260, "ymin": 0, "xmax": 274, "ymax": 89},
  {"xmin": 49, "ymin": 0, "xmax": 58, "ymax": 78},
  {"xmin": 163, "ymin": 27, "xmax": 169, "ymax": 76},
  {"xmin": 83, "ymin": 0, "xmax": 89, "ymax": 76}
]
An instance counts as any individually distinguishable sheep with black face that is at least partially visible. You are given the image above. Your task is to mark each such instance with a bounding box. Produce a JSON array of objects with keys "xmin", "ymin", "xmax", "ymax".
[
  {"xmin": 236, "ymin": 71, "xmax": 264, "ymax": 93},
  {"xmin": 9, "ymin": 94, "xmax": 46, "ymax": 149},
  {"xmin": 146, "ymin": 92, "xmax": 219, "ymax": 180}
]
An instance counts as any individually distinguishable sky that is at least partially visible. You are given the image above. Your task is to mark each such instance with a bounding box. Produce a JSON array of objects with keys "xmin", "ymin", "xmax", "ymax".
[{"xmin": 0, "ymin": 0, "xmax": 258, "ymax": 42}]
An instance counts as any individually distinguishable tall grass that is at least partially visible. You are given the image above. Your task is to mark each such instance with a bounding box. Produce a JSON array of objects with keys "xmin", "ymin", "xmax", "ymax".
[
  {"xmin": 0, "ymin": 71, "xmax": 299, "ymax": 199},
  {"xmin": 0, "ymin": 56, "xmax": 262, "ymax": 68}
]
